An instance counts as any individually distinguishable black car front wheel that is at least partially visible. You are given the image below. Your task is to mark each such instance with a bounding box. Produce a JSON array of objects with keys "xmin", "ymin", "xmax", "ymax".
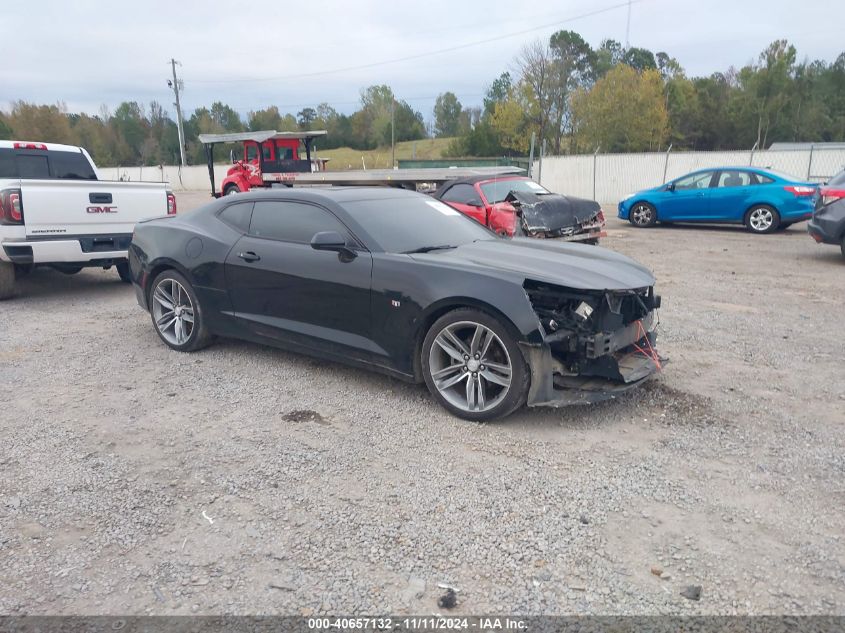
[
  {"xmin": 149, "ymin": 270, "xmax": 211, "ymax": 352},
  {"xmin": 629, "ymin": 202, "xmax": 657, "ymax": 228},
  {"xmin": 745, "ymin": 205, "xmax": 780, "ymax": 234},
  {"xmin": 422, "ymin": 308, "xmax": 529, "ymax": 421}
]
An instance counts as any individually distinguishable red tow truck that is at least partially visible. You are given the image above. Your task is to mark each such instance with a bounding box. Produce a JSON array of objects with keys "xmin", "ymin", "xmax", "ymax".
[{"xmin": 198, "ymin": 130, "xmax": 328, "ymax": 196}]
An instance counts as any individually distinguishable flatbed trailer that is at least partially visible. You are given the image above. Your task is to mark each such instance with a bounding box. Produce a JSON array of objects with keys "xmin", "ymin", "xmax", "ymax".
[{"xmin": 197, "ymin": 130, "xmax": 524, "ymax": 197}]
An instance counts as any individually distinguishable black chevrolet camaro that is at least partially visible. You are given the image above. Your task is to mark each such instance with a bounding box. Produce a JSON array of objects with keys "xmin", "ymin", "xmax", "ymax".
[{"xmin": 129, "ymin": 188, "xmax": 663, "ymax": 421}]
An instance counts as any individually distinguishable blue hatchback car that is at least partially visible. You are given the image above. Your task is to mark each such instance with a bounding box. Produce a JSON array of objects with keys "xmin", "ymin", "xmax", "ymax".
[{"xmin": 618, "ymin": 167, "xmax": 817, "ymax": 234}]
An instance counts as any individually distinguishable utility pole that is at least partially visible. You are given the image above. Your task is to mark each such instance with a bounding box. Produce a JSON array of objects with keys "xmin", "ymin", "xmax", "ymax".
[
  {"xmin": 391, "ymin": 99, "xmax": 396, "ymax": 169},
  {"xmin": 168, "ymin": 58, "xmax": 187, "ymax": 166},
  {"xmin": 625, "ymin": 0, "xmax": 632, "ymax": 48}
]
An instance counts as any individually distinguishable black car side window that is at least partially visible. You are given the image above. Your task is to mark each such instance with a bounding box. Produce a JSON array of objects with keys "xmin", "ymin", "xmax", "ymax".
[
  {"xmin": 218, "ymin": 202, "xmax": 254, "ymax": 233},
  {"xmin": 249, "ymin": 200, "xmax": 350, "ymax": 244},
  {"xmin": 441, "ymin": 184, "xmax": 479, "ymax": 205}
]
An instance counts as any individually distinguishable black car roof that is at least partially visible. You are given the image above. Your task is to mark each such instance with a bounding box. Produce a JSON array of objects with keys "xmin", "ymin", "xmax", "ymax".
[
  {"xmin": 433, "ymin": 175, "xmax": 529, "ymax": 198},
  {"xmin": 223, "ymin": 187, "xmax": 422, "ymax": 204}
]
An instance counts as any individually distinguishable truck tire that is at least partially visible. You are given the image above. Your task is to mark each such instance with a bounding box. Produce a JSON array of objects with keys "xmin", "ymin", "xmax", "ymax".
[
  {"xmin": 224, "ymin": 184, "xmax": 240, "ymax": 196},
  {"xmin": 0, "ymin": 261, "xmax": 16, "ymax": 300},
  {"xmin": 116, "ymin": 262, "xmax": 132, "ymax": 283}
]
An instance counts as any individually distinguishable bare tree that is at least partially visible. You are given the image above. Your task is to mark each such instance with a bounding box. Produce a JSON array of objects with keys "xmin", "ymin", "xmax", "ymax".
[{"xmin": 516, "ymin": 40, "xmax": 555, "ymax": 148}]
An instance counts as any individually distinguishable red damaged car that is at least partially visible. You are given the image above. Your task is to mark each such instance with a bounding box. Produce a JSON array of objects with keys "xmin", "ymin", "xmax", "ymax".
[{"xmin": 431, "ymin": 175, "xmax": 606, "ymax": 243}]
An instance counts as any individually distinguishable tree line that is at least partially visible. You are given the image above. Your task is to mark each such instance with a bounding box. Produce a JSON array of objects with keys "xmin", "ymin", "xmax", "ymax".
[
  {"xmin": 442, "ymin": 35, "xmax": 845, "ymax": 157},
  {"xmin": 1, "ymin": 33, "xmax": 843, "ymax": 167}
]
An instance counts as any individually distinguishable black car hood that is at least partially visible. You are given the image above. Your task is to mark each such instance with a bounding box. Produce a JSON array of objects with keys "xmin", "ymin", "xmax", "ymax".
[
  {"xmin": 506, "ymin": 191, "xmax": 600, "ymax": 232},
  {"xmin": 414, "ymin": 239, "xmax": 655, "ymax": 290}
]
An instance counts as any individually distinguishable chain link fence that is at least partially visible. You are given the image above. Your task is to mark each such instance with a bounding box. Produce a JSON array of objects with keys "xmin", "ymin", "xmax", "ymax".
[{"xmin": 534, "ymin": 147, "xmax": 845, "ymax": 204}]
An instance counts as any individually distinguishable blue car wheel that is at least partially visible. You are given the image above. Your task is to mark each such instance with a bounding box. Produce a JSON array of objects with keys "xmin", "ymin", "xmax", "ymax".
[
  {"xmin": 744, "ymin": 204, "xmax": 780, "ymax": 234},
  {"xmin": 629, "ymin": 202, "xmax": 657, "ymax": 228}
]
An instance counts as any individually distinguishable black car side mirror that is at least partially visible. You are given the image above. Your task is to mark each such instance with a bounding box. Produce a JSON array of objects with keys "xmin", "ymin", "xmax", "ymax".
[
  {"xmin": 468, "ymin": 198, "xmax": 484, "ymax": 207},
  {"xmin": 311, "ymin": 231, "xmax": 356, "ymax": 260},
  {"xmin": 665, "ymin": 182, "xmax": 675, "ymax": 192},
  {"xmin": 311, "ymin": 231, "xmax": 347, "ymax": 250}
]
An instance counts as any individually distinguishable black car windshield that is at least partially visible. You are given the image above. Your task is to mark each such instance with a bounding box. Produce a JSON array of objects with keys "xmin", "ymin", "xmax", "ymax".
[
  {"xmin": 341, "ymin": 196, "xmax": 496, "ymax": 253},
  {"xmin": 480, "ymin": 178, "xmax": 550, "ymax": 204}
]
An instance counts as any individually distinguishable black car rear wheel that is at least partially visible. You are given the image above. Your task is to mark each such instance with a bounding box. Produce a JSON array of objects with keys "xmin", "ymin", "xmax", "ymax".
[
  {"xmin": 629, "ymin": 202, "xmax": 657, "ymax": 228},
  {"xmin": 149, "ymin": 270, "xmax": 211, "ymax": 352},
  {"xmin": 422, "ymin": 308, "xmax": 529, "ymax": 421},
  {"xmin": 841, "ymin": 236, "xmax": 845, "ymax": 259}
]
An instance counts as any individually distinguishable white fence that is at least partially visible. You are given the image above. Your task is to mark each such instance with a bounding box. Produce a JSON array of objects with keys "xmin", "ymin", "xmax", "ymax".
[
  {"xmin": 99, "ymin": 147, "xmax": 845, "ymax": 202},
  {"xmin": 97, "ymin": 164, "xmax": 227, "ymax": 191},
  {"xmin": 533, "ymin": 147, "xmax": 845, "ymax": 204}
]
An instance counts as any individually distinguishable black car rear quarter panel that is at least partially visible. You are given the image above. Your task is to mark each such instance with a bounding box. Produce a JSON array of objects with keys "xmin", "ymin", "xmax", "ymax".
[{"xmin": 131, "ymin": 211, "xmax": 244, "ymax": 336}]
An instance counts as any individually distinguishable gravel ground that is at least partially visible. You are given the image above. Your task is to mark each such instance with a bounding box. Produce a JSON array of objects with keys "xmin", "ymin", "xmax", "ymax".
[{"xmin": 1, "ymin": 191, "xmax": 844, "ymax": 616}]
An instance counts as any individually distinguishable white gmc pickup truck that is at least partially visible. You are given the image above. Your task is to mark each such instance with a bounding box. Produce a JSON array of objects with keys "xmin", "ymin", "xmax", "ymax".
[{"xmin": 0, "ymin": 140, "xmax": 175, "ymax": 299}]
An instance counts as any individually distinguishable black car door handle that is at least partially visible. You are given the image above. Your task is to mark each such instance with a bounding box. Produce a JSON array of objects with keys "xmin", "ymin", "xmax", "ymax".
[
  {"xmin": 238, "ymin": 251, "xmax": 260, "ymax": 262},
  {"xmin": 89, "ymin": 192, "xmax": 113, "ymax": 203}
]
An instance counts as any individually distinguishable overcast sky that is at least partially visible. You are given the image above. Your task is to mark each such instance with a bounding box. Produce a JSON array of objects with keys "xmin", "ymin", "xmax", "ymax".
[{"xmin": 3, "ymin": 0, "xmax": 842, "ymax": 124}]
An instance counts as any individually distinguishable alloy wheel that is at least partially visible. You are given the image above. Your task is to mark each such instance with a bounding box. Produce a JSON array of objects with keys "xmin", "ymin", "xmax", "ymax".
[
  {"xmin": 631, "ymin": 204, "xmax": 653, "ymax": 226},
  {"xmin": 152, "ymin": 278, "xmax": 195, "ymax": 346},
  {"xmin": 748, "ymin": 207, "xmax": 774, "ymax": 232},
  {"xmin": 428, "ymin": 321, "xmax": 512, "ymax": 413}
]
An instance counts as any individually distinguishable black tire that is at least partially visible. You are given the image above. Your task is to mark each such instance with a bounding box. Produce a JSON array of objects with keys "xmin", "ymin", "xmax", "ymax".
[
  {"xmin": 744, "ymin": 205, "xmax": 780, "ymax": 234},
  {"xmin": 148, "ymin": 269, "xmax": 212, "ymax": 352},
  {"xmin": 840, "ymin": 236, "xmax": 845, "ymax": 259},
  {"xmin": 629, "ymin": 202, "xmax": 657, "ymax": 228},
  {"xmin": 224, "ymin": 184, "xmax": 240, "ymax": 196},
  {"xmin": 0, "ymin": 261, "xmax": 16, "ymax": 300},
  {"xmin": 116, "ymin": 261, "xmax": 132, "ymax": 283},
  {"xmin": 582, "ymin": 238, "xmax": 599, "ymax": 246},
  {"xmin": 421, "ymin": 308, "xmax": 529, "ymax": 422}
]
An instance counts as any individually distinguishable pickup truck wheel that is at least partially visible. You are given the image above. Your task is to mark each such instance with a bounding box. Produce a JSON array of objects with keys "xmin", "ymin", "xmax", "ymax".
[
  {"xmin": 422, "ymin": 308, "xmax": 529, "ymax": 422},
  {"xmin": 224, "ymin": 185, "xmax": 240, "ymax": 196},
  {"xmin": 116, "ymin": 262, "xmax": 132, "ymax": 283},
  {"xmin": 149, "ymin": 270, "xmax": 211, "ymax": 352},
  {"xmin": 0, "ymin": 262, "xmax": 16, "ymax": 300}
]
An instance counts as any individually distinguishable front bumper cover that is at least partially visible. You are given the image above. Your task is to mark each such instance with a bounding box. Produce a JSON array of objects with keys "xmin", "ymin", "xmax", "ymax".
[{"xmin": 521, "ymin": 311, "xmax": 663, "ymax": 407}]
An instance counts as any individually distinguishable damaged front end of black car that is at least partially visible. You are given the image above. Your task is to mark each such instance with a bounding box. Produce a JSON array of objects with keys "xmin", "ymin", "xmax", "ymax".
[
  {"xmin": 520, "ymin": 280, "xmax": 664, "ymax": 406},
  {"xmin": 507, "ymin": 190, "xmax": 607, "ymax": 242}
]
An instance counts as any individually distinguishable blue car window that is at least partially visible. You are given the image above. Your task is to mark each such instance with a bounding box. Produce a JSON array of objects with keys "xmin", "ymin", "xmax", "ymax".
[
  {"xmin": 674, "ymin": 172, "xmax": 713, "ymax": 190},
  {"xmin": 716, "ymin": 171, "xmax": 752, "ymax": 187}
]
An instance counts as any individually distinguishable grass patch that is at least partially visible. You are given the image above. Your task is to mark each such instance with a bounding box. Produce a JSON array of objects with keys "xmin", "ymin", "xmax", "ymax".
[{"xmin": 312, "ymin": 137, "xmax": 456, "ymax": 170}]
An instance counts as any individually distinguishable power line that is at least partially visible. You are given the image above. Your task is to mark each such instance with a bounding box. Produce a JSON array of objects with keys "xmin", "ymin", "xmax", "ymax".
[{"xmin": 187, "ymin": 0, "xmax": 639, "ymax": 85}]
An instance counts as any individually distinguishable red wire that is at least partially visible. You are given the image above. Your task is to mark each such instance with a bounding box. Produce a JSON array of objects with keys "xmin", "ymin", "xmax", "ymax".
[{"xmin": 634, "ymin": 320, "xmax": 662, "ymax": 371}]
